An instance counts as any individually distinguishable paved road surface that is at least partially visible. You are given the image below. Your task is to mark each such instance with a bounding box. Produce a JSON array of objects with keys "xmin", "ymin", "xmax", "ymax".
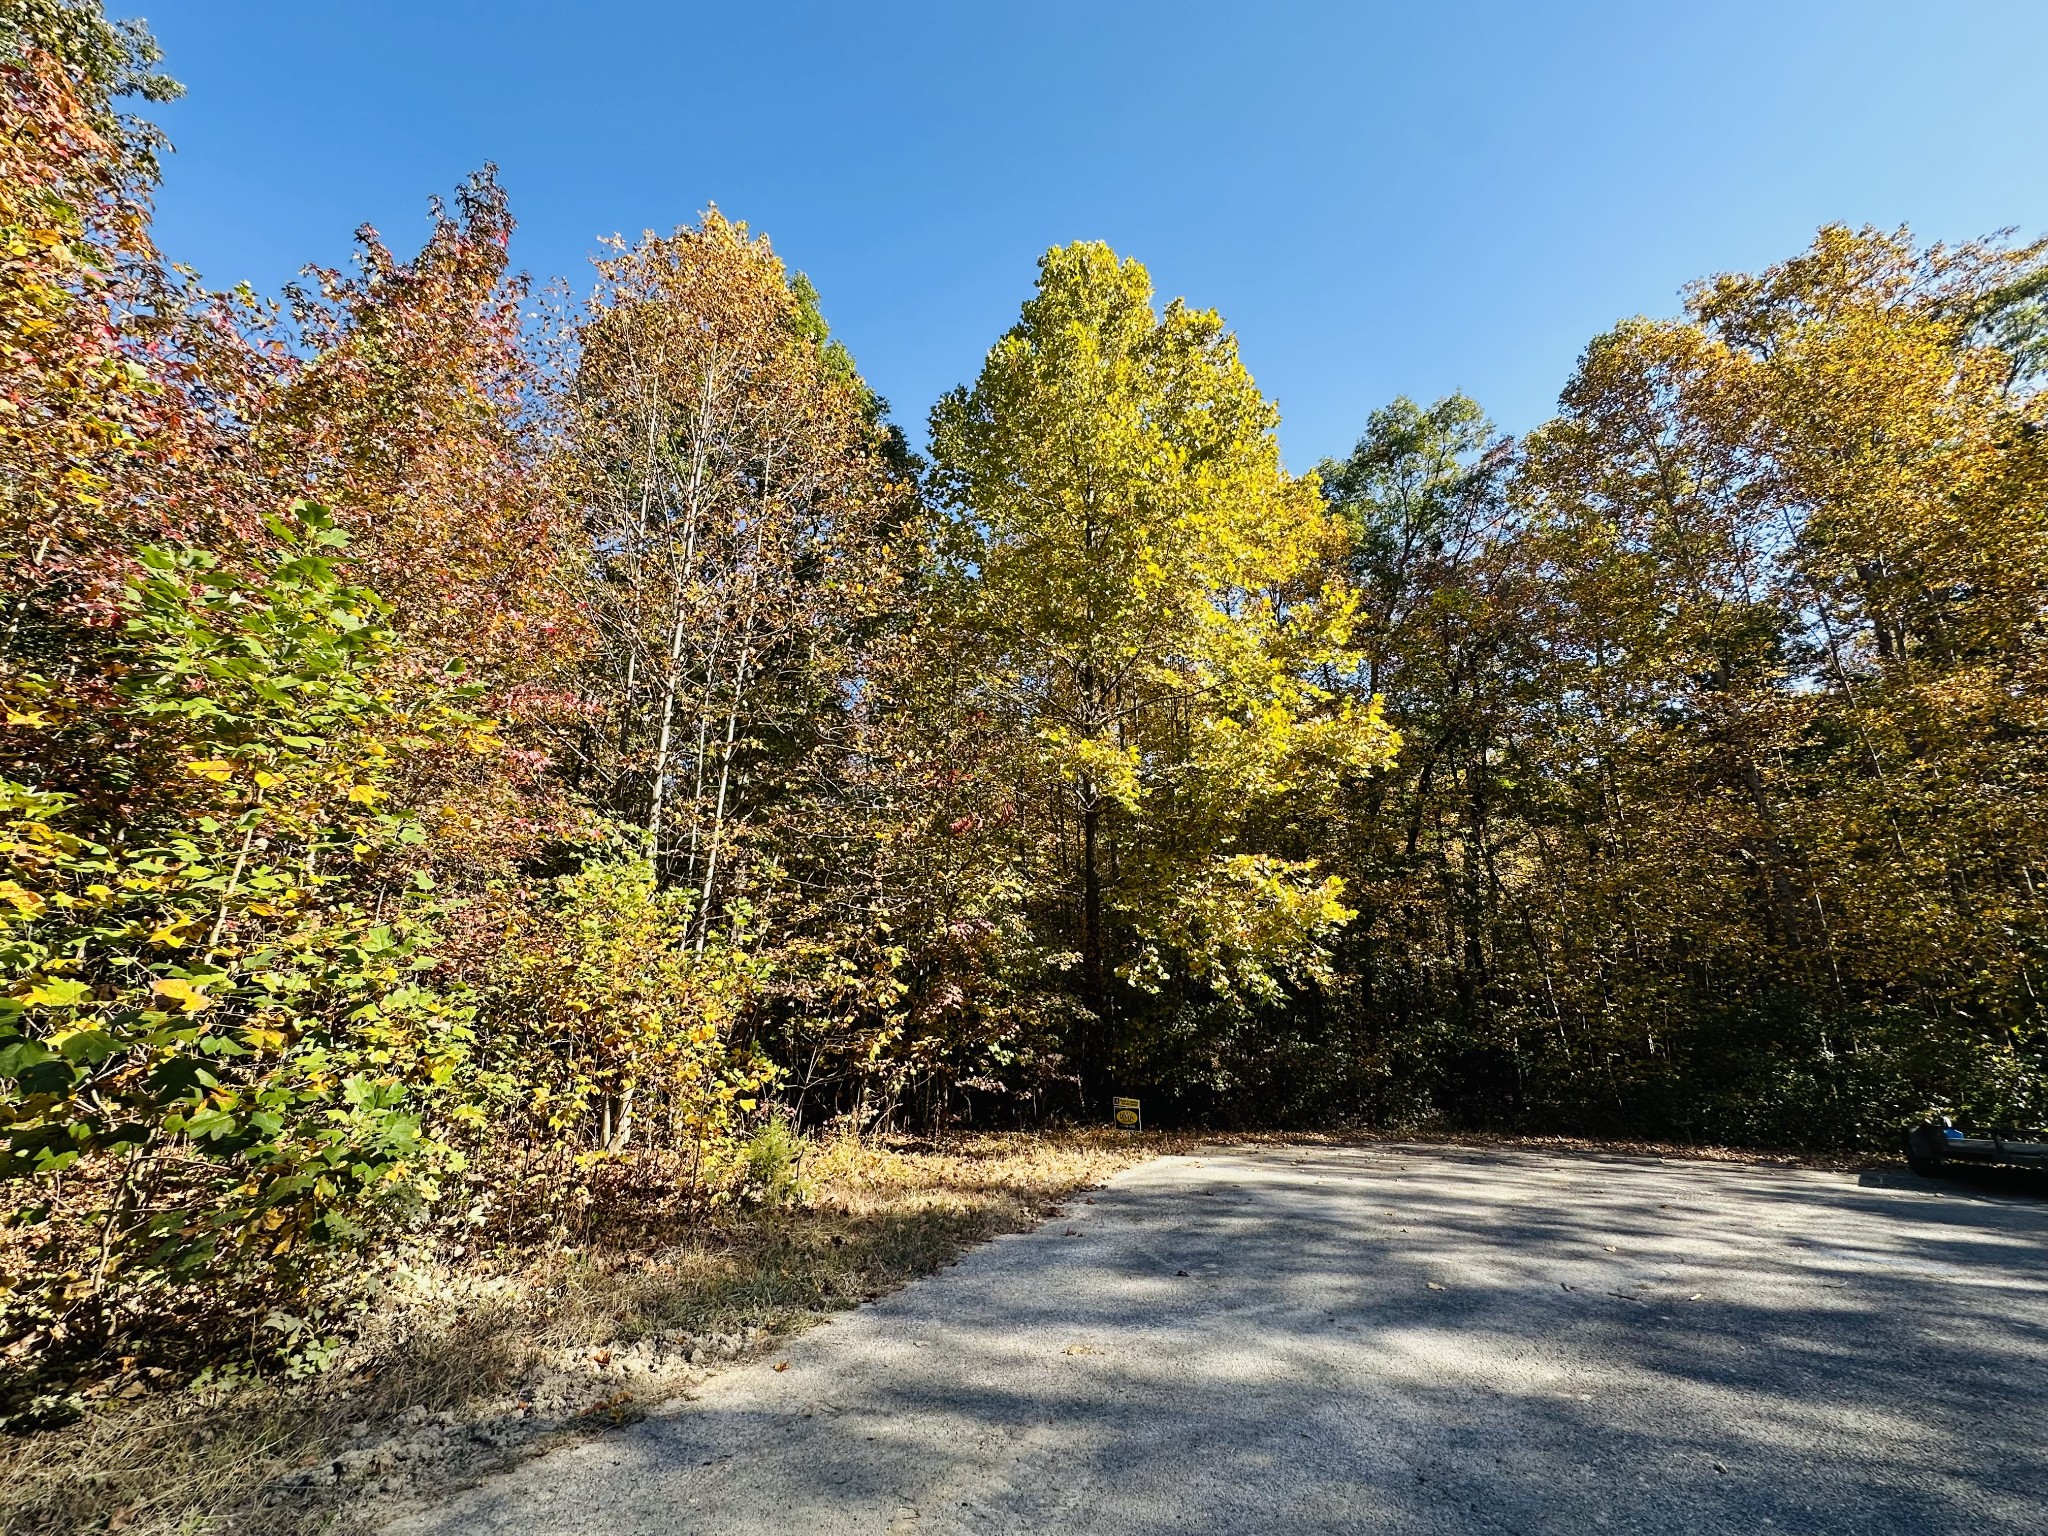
[{"xmin": 390, "ymin": 1143, "xmax": 2048, "ymax": 1535}]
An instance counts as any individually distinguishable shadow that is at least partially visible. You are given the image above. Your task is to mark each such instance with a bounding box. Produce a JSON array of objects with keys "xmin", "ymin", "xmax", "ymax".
[
  {"xmin": 393, "ymin": 1142, "xmax": 2048, "ymax": 1536},
  {"xmin": 1860, "ymin": 1162, "xmax": 2048, "ymax": 1201}
]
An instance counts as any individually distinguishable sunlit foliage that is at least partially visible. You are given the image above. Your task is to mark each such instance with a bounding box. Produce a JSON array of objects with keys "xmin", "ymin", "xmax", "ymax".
[{"xmin": 3, "ymin": 1, "xmax": 2046, "ymax": 1407}]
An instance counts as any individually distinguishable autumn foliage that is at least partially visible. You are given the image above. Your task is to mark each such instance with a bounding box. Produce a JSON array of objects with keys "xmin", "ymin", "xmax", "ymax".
[{"xmin": 2, "ymin": 5, "xmax": 2046, "ymax": 1405}]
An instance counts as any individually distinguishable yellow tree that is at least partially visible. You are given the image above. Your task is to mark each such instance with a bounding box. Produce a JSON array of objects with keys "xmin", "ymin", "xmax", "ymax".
[
  {"xmin": 929, "ymin": 242, "xmax": 1397, "ymax": 1101},
  {"xmin": 543, "ymin": 213, "xmax": 911, "ymax": 1144},
  {"xmin": 558, "ymin": 212, "xmax": 903, "ymax": 922},
  {"xmin": 1507, "ymin": 225, "xmax": 2048, "ymax": 1139}
]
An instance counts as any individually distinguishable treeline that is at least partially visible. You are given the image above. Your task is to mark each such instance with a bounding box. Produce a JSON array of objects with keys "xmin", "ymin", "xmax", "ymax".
[
  {"xmin": 4, "ymin": 4, "xmax": 2047, "ymax": 1383},
  {"xmin": 1302, "ymin": 252, "xmax": 2048, "ymax": 1147}
]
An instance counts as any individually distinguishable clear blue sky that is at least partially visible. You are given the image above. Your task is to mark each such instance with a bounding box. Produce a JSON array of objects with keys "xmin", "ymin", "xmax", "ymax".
[{"xmin": 137, "ymin": 0, "xmax": 2045, "ymax": 467}]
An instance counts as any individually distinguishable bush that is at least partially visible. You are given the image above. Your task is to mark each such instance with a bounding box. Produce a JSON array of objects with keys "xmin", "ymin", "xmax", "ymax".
[{"xmin": 0, "ymin": 507, "xmax": 484, "ymax": 1380}]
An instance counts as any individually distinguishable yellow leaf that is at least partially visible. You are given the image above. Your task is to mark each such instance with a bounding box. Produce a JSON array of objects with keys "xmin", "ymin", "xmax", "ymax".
[
  {"xmin": 5, "ymin": 710, "xmax": 49, "ymax": 727},
  {"xmin": 346, "ymin": 783, "xmax": 383, "ymax": 805},
  {"xmin": 150, "ymin": 978, "xmax": 212, "ymax": 1013},
  {"xmin": 148, "ymin": 918, "xmax": 190, "ymax": 947},
  {"xmin": 0, "ymin": 882, "xmax": 46, "ymax": 917},
  {"xmin": 182, "ymin": 759, "xmax": 235, "ymax": 783}
]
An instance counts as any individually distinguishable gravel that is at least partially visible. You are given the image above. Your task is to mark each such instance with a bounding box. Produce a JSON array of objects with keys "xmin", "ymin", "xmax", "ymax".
[{"xmin": 385, "ymin": 1143, "xmax": 2048, "ymax": 1535}]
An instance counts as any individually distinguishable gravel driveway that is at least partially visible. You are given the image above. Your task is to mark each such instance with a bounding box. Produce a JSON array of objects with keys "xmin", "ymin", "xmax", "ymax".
[{"xmin": 388, "ymin": 1143, "xmax": 2048, "ymax": 1535}]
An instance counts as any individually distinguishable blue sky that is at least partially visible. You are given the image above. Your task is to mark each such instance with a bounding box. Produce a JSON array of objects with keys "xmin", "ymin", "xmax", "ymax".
[{"xmin": 137, "ymin": 0, "xmax": 2045, "ymax": 467}]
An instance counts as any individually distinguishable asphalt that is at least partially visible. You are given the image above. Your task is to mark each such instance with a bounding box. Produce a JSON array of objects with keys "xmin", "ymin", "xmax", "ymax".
[{"xmin": 388, "ymin": 1143, "xmax": 2048, "ymax": 1535}]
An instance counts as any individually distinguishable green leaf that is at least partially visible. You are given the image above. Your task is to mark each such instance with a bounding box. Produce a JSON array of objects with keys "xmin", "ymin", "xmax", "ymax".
[{"xmin": 23, "ymin": 978, "xmax": 94, "ymax": 1007}]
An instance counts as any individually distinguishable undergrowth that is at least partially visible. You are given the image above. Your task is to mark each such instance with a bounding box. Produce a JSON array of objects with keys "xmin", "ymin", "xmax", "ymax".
[{"xmin": 0, "ymin": 1129, "xmax": 1175, "ymax": 1536}]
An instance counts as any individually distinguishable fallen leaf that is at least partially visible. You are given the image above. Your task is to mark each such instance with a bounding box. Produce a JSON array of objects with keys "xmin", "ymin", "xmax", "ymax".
[
  {"xmin": 1175, "ymin": 1269, "xmax": 1190, "ymax": 1277},
  {"xmin": 1426, "ymin": 1282, "xmax": 1445, "ymax": 1291},
  {"xmin": 576, "ymin": 1391, "xmax": 634, "ymax": 1423},
  {"xmin": 773, "ymin": 1361, "xmax": 789, "ymax": 1372}
]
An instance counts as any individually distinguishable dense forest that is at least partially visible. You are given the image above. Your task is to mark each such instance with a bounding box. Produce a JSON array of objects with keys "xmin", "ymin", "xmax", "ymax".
[{"xmin": 4, "ymin": 2, "xmax": 2047, "ymax": 1386}]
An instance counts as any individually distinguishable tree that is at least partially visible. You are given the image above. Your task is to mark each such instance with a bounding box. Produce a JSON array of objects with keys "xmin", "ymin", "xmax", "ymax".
[
  {"xmin": 929, "ymin": 241, "xmax": 1397, "ymax": 1107},
  {"xmin": 1438, "ymin": 224, "xmax": 2048, "ymax": 1143},
  {"xmin": 1312, "ymin": 395, "xmax": 1535, "ymax": 1124},
  {"xmin": 0, "ymin": 0, "xmax": 180, "ymax": 181},
  {"xmin": 263, "ymin": 170, "xmax": 592, "ymax": 977},
  {"xmin": 557, "ymin": 213, "xmax": 903, "ymax": 920},
  {"xmin": 0, "ymin": 508, "xmax": 483, "ymax": 1357},
  {"xmin": 537, "ymin": 212, "xmax": 916, "ymax": 1142}
]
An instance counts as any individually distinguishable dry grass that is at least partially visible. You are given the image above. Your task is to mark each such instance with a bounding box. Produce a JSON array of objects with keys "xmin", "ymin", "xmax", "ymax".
[
  {"xmin": 0, "ymin": 1128, "xmax": 1179, "ymax": 1536},
  {"xmin": 4, "ymin": 1123, "xmax": 1908, "ymax": 1534}
]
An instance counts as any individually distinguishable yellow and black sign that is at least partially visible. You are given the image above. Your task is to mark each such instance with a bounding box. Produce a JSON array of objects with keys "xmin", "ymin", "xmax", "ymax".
[{"xmin": 1112, "ymin": 1096, "xmax": 1142, "ymax": 1130}]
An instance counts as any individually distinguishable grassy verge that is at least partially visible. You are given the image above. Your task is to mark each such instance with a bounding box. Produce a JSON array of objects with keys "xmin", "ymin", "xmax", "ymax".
[{"xmin": 1, "ymin": 1129, "xmax": 1177, "ymax": 1536}]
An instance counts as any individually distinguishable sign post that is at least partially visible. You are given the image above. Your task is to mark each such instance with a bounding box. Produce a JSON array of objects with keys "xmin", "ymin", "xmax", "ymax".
[{"xmin": 1112, "ymin": 1096, "xmax": 1142, "ymax": 1131}]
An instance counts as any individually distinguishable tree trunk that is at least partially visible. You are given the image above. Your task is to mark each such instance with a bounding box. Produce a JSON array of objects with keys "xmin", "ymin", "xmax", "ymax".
[
  {"xmin": 1080, "ymin": 791, "xmax": 1105, "ymax": 1108},
  {"xmin": 644, "ymin": 596, "xmax": 690, "ymax": 863}
]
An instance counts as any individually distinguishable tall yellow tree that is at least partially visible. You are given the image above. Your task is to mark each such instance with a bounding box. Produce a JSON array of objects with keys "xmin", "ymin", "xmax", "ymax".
[
  {"xmin": 558, "ymin": 212, "xmax": 904, "ymax": 929},
  {"xmin": 929, "ymin": 242, "xmax": 1397, "ymax": 1100}
]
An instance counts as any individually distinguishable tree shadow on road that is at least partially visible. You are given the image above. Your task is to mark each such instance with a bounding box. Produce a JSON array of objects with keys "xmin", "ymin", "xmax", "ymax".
[{"xmin": 400, "ymin": 1144, "xmax": 2048, "ymax": 1536}]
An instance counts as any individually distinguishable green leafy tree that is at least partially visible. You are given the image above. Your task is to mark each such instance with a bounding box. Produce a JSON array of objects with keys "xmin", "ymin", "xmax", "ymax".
[{"xmin": 1308, "ymin": 395, "xmax": 1537, "ymax": 1123}]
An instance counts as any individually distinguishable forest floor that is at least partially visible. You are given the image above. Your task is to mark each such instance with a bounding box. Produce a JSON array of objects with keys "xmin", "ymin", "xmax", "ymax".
[
  {"xmin": 1, "ymin": 1130, "xmax": 1185, "ymax": 1536},
  {"xmin": 386, "ymin": 1141, "xmax": 2048, "ymax": 1536}
]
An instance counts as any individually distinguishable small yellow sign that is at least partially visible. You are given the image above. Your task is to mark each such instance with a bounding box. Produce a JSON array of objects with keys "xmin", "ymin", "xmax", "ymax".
[{"xmin": 1112, "ymin": 1096, "xmax": 1142, "ymax": 1130}]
